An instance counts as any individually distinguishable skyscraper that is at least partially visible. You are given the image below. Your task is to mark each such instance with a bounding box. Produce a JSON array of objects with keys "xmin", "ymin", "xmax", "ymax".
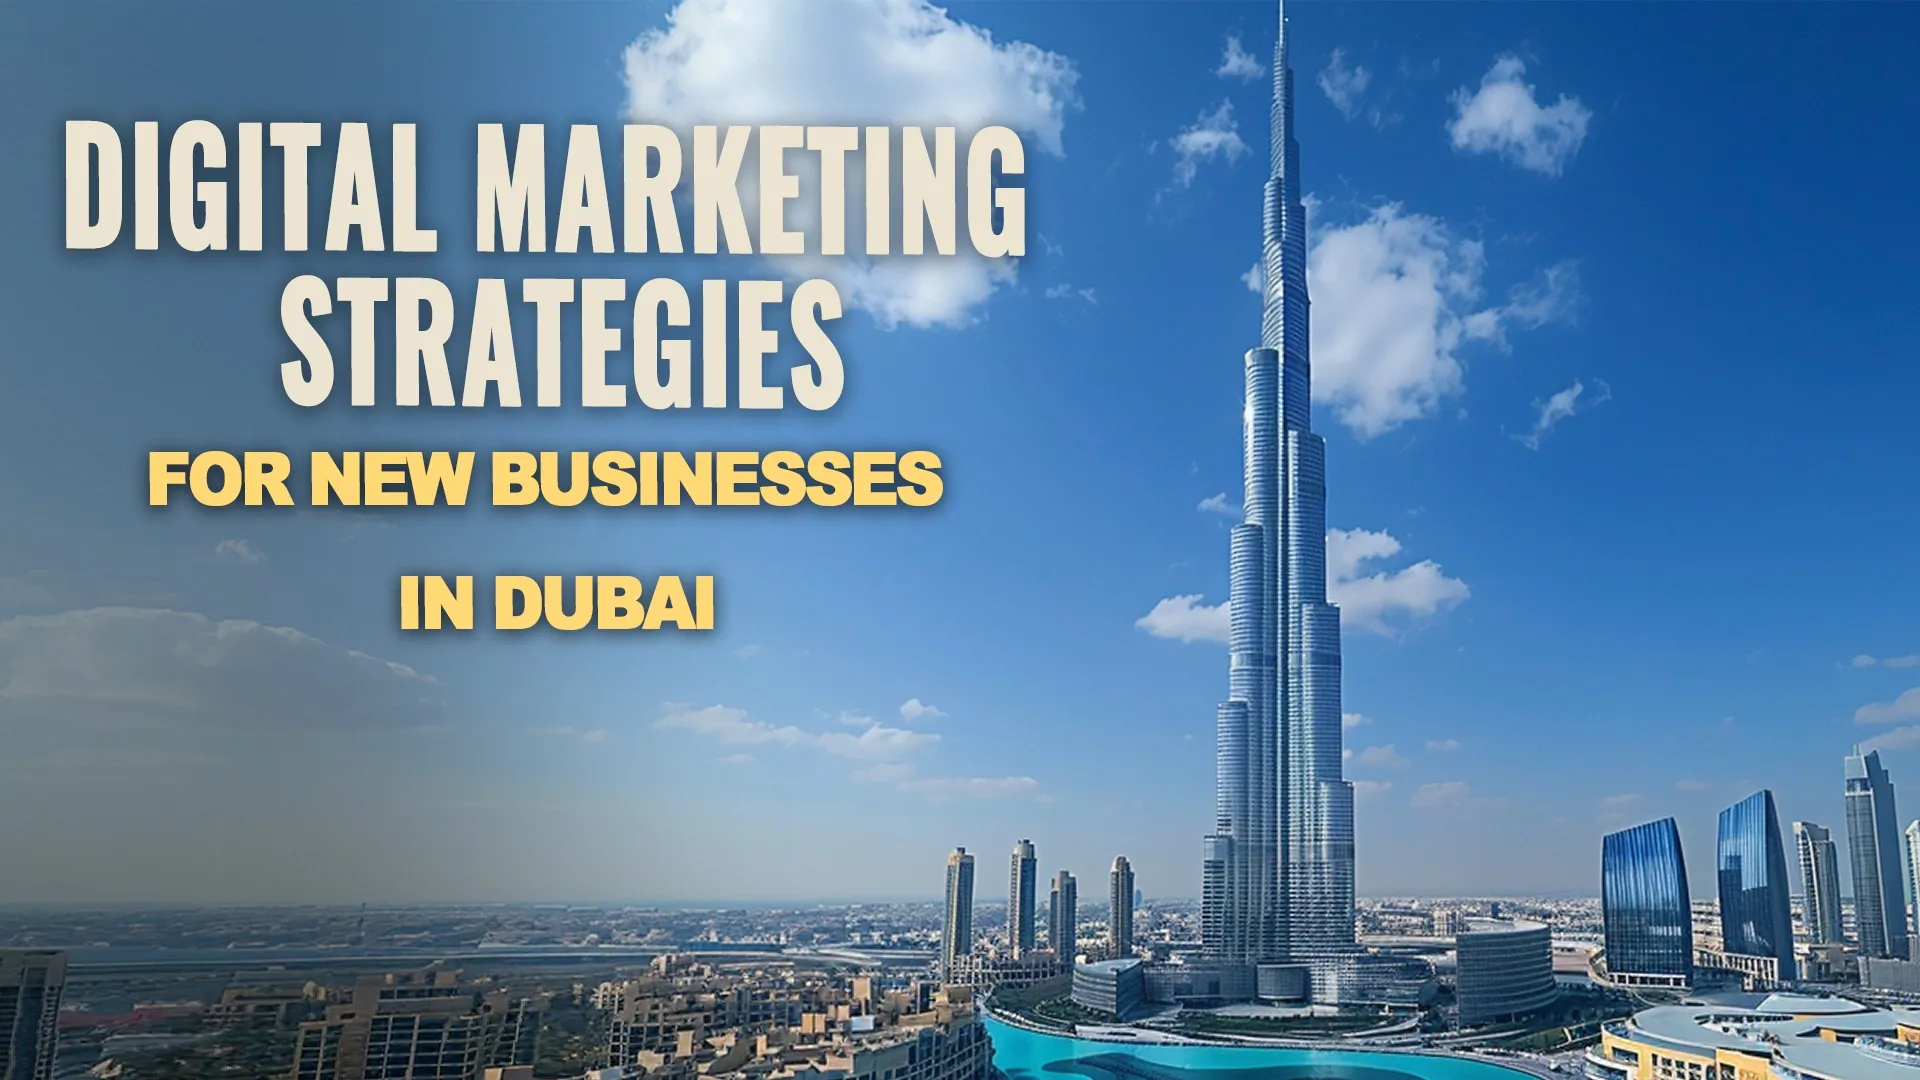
[
  {"xmin": 1009, "ymin": 839, "xmax": 1038, "ymax": 958},
  {"xmin": 942, "ymin": 847, "xmax": 975, "ymax": 980},
  {"xmin": 1601, "ymin": 818, "xmax": 1693, "ymax": 987},
  {"xmin": 1906, "ymin": 820, "xmax": 1920, "ymax": 951},
  {"xmin": 0, "ymin": 950, "xmax": 65, "ymax": 1080},
  {"xmin": 1109, "ymin": 856, "xmax": 1135, "ymax": 959},
  {"xmin": 1715, "ymin": 791, "xmax": 1797, "ymax": 980},
  {"xmin": 1793, "ymin": 821, "xmax": 1844, "ymax": 946},
  {"xmin": 1846, "ymin": 748, "xmax": 1908, "ymax": 959},
  {"xmin": 1049, "ymin": 871, "xmax": 1078, "ymax": 961},
  {"xmin": 1201, "ymin": 0, "xmax": 1354, "ymax": 968}
]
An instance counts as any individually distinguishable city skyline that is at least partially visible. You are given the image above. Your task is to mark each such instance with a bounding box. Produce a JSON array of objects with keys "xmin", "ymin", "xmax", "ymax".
[{"xmin": 5, "ymin": 0, "xmax": 1920, "ymax": 905}]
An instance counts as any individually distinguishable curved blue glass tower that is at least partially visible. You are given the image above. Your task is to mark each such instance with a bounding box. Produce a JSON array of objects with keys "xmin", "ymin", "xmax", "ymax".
[
  {"xmin": 1715, "ymin": 791, "xmax": 1797, "ymax": 980},
  {"xmin": 1601, "ymin": 818, "xmax": 1693, "ymax": 984},
  {"xmin": 1203, "ymin": 0, "xmax": 1355, "ymax": 965}
]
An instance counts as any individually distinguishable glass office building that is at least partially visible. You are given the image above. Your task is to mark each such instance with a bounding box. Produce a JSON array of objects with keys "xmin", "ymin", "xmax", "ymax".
[
  {"xmin": 1846, "ymin": 748, "xmax": 1909, "ymax": 959},
  {"xmin": 1793, "ymin": 821, "xmax": 1845, "ymax": 946},
  {"xmin": 1716, "ymin": 790, "xmax": 1797, "ymax": 980},
  {"xmin": 1602, "ymin": 818, "xmax": 1693, "ymax": 986}
]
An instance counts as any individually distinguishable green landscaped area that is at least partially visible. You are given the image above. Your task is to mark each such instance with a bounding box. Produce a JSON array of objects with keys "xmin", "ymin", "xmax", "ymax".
[{"xmin": 1171, "ymin": 1010, "xmax": 1409, "ymax": 1037}]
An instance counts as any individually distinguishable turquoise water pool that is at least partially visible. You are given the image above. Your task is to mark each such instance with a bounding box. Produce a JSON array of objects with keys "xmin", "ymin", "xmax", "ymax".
[{"xmin": 985, "ymin": 1018, "xmax": 1536, "ymax": 1080}]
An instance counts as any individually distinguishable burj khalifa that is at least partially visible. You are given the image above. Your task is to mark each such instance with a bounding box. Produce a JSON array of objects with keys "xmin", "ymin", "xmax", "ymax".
[{"xmin": 1201, "ymin": 0, "xmax": 1356, "ymax": 967}]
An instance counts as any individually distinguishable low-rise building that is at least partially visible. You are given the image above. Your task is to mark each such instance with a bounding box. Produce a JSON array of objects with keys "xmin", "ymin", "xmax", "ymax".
[
  {"xmin": 1453, "ymin": 919, "xmax": 1557, "ymax": 1027},
  {"xmin": 614, "ymin": 985, "xmax": 989, "ymax": 1080},
  {"xmin": 942, "ymin": 952, "xmax": 1061, "ymax": 996},
  {"xmin": 1589, "ymin": 993, "xmax": 1920, "ymax": 1080},
  {"xmin": 1070, "ymin": 960, "xmax": 1146, "ymax": 1021}
]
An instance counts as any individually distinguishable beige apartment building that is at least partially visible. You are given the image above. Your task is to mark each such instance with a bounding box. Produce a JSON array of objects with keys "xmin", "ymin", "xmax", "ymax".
[{"xmin": 291, "ymin": 966, "xmax": 542, "ymax": 1080}]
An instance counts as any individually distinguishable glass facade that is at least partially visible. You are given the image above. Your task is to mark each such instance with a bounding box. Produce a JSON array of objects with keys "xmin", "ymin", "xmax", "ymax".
[
  {"xmin": 1009, "ymin": 840, "xmax": 1038, "ymax": 958},
  {"xmin": 0, "ymin": 950, "xmax": 66, "ymax": 1080},
  {"xmin": 1715, "ymin": 790, "xmax": 1797, "ymax": 980},
  {"xmin": 1845, "ymin": 749, "xmax": 1909, "ymax": 959},
  {"xmin": 1601, "ymin": 818, "xmax": 1693, "ymax": 982},
  {"xmin": 1205, "ymin": 0, "xmax": 1354, "ymax": 971},
  {"xmin": 942, "ymin": 847, "xmax": 975, "ymax": 980},
  {"xmin": 1793, "ymin": 821, "xmax": 1844, "ymax": 946}
]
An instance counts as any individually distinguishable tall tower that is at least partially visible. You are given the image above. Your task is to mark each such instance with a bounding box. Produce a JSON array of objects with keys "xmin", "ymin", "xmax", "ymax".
[
  {"xmin": 1793, "ymin": 821, "xmax": 1844, "ymax": 946},
  {"xmin": 1009, "ymin": 839, "xmax": 1038, "ymax": 958},
  {"xmin": 1846, "ymin": 748, "xmax": 1908, "ymax": 959},
  {"xmin": 941, "ymin": 848, "xmax": 975, "ymax": 980},
  {"xmin": 1202, "ymin": 0, "xmax": 1354, "ymax": 966},
  {"xmin": 1109, "ymin": 856, "xmax": 1135, "ymax": 959},
  {"xmin": 1906, "ymin": 820, "xmax": 1920, "ymax": 950},
  {"xmin": 0, "ymin": 950, "xmax": 67, "ymax": 1080},
  {"xmin": 1714, "ymin": 791, "xmax": 1797, "ymax": 981},
  {"xmin": 1049, "ymin": 871, "xmax": 1078, "ymax": 962},
  {"xmin": 1600, "ymin": 818, "xmax": 1693, "ymax": 986}
]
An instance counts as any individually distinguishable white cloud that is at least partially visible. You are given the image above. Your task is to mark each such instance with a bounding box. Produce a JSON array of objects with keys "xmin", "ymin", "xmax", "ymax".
[
  {"xmin": 718, "ymin": 753, "xmax": 756, "ymax": 765},
  {"xmin": 1447, "ymin": 56, "xmax": 1591, "ymax": 177},
  {"xmin": 529, "ymin": 725, "xmax": 610, "ymax": 744},
  {"xmin": 1044, "ymin": 283, "xmax": 1098, "ymax": 305},
  {"xmin": 1598, "ymin": 792, "xmax": 1644, "ymax": 825},
  {"xmin": 848, "ymin": 756, "xmax": 1038, "ymax": 802},
  {"xmin": 1138, "ymin": 527, "xmax": 1467, "ymax": 642},
  {"xmin": 1461, "ymin": 262, "xmax": 1583, "ymax": 348},
  {"xmin": 852, "ymin": 761, "xmax": 918, "ymax": 784},
  {"xmin": 1853, "ymin": 654, "xmax": 1920, "ymax": 670},
  {"xmin": 1241, "ymin": 263, "xmax": 1264, "ymax": 294},
  {"xmin": 654, "ymin": 701, "xmax": 941, "ymax": 777},
  {"xmin": 818, "ymin": 721, "xmax": 940, "ymax": 759},
  {"xmin": 1352, "ymin": 779, "xmax": 1392, "ymax": 800},
  {"xmin": 1675, "ymin": 779, "xmax": 1710, "ymax": 792},
  {"xmin": 1410, "ymin": 781, "xmax": 1475, "ymax": 809},
  {"xmin": 1197, "ymin": 492, "xmax": 1238, "ymax": 515},
  {"xmin": 1357, "ymin": 744, "xmax": 1408, "ymax": 768},
  {"xmin": 1327, "ymin": 527, "xmax": 1470, "ymax": 636},
  {"xmin": 1306, "ymin": 203, "xmax": 1580, "ymax": 437},
  {"xmin": 1516, "ymin": 378, "xmax": 1610, "ymax": 450},
  {"xmin": 1342, "ymin": 712, "xmax": 1369, "ymax": 730},
  {"xmin": 1864, "ymin": 726, "xmax": 1920, "ymax": 753},
  {"xmin": 1426, "ymin": 738, "xmax": 1459, "ymax": 752},
  {"xmin": 900, "ymin": 698, "xmax": 947, "ymax": 722},
  {"xmin": 213, "ymin": 539, "xmax": 265, "ymax": 566},
  {"xmin": 900, "ymin": 775, "xmax": 1040, "ymax": 802},
  {"xmin": 0, "ymin": 607, "xmax": 440, "ymax": 730},
  {"xmin": 1857, "ymin": 688, "xmax": 1920, "ymax": 726},
  {"xmin": 1135, "ymin": 594, "xmax": 1228, "ymax": 645},
  {"xmin": 656, "ymin": 704, "xmax": 811, "ymax": 747},
  {"xmin": 733, "ymin": 643, "xmax": 766, "ymax": 660},
  {"xmin": 1216, "ymin": 35, "xmax": 1265, "ymax": 81},
  {"xmin": 1318, "ymin": 49, "xmax": 1372, "ymax": 121},
  {"xmin": 620, "ymin": 0, "xmax": 1080, "ymax": 329},
  {"xmin": 1168, "ymin": 101, "xmax": 1248, "ymax": 190}
]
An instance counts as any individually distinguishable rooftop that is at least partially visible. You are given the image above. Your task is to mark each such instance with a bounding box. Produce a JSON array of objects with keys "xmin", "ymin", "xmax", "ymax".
[{"xmin": 1614, "ymin": 996, "xmax": 1920, "ymax": 1080}]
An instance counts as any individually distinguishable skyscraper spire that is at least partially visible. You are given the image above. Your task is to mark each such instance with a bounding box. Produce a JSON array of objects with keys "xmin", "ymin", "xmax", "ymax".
[{"xmin": 1261, "ymin": 0, "xmax": 1305, "ymax": 358}]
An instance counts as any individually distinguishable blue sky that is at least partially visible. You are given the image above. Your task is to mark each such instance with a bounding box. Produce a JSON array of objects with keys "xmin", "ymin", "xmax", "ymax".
[{"xmin": 3, "ymin": 0, "xmax": 1919, "ymax": 906}]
